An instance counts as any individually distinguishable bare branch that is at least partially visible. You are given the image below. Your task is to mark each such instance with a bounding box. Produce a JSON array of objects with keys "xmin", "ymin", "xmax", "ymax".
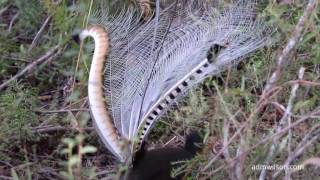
[
  {"xmin": 256, "ymin": 1, "xmax": 319, "ymax": 178},
  {"xmin": 202, "ymin": 108, "xmax": 320, "ymax": 178},
  {"xmin": 272, "ymin": 124, "xmax": 320, "ymax": 178},
  {"xmin": 31, "ymin": 126, "xmax": 94, "ymax": 134},
  {"xmin": 0, "ymin": 5, "xmax": 10, "ymax": 16},
  {"xmin": 264, "ymin": 0, "xmax": 318, "ymax": 93},
  {"xmin": 35, "ymin": 108, "xmax": 89, "ymax": 114},
  {"xmin": 28, "ymin": 16, "xmax": 52, "ymax": 53},
  {"xmin": 7, "ymin": 12, "xmax": 19, "ymax": 33},
  {"xmin": 0, "ymin": 45, "xmax": 62, "ymax": 90},
  {"xmin": 300, "ymin": 157, "xmax": 320, "ymax": 168},
  {"xmin": 259, "ymin": 67, "xmax": 305, "ymax": 180}
]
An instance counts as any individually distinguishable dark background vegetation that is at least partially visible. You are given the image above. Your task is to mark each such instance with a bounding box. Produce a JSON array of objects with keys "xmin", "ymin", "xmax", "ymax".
[{"xmin": 0, "ymin": 0, "xmax": 319, "ymax": 179}]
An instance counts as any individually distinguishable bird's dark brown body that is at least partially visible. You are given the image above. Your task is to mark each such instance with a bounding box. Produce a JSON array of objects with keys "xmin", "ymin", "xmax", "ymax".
[{"xmin": 125, "ymin": 131, "xmax": 202, "ymax": 180}]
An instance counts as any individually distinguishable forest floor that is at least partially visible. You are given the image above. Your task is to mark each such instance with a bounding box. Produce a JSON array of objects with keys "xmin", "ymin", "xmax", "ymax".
[{"xmin": 0, "ymin": 0, "xmax": 319, "ymax": 179}]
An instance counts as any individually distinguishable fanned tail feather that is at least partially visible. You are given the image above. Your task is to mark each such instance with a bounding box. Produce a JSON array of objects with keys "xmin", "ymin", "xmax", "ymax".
[{"xmin": 81, "ymin": 0, "xmax": 273, "ymax": 162}]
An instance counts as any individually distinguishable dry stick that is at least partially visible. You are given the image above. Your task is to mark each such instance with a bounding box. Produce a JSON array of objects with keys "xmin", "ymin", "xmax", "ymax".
[
  {"xmin": 270, "ymin": 101, "xmax": 286, "ymax": 113},
  {"xmin": 222, "ymin": 116, "xmax": 236, "ymax": 179},
  {"xmin": 8, "ymin": 126, "xmax": 94, "ymax": 141},
  {"xmin": 259, "ymin": 67, "xmax": 305, "ymax": 180},
  {"xmin": 0, "ymin": 55, "xmax": 29, "ymax": 62},
  {"xmin": 263, "ymin": 0, "xmax": 318, "ymax": 93},
  {"xmin": 202, "ymin": 0, "xmax": 317, "ymax": 171},
  {"xmin": 214, "ymin": 82, "xmax": 240, "ymax": 150},
  {"xmin": 258, "ymin": 0, "xmax": 318, "ymax": 178},
  {"xmin": 236, "ymin": 132, "xmax": 247, "ymax": 180},
  {"xmin": 242, "ymin": 0, "xmax": 319, "ymax": 178},
  {"xmin": 224, "ymin": 65, "xmax": 232, "ymax": 93},
  {"xmin": 7, "ymin": 12, "xmax": 19, "ymax": 33},
  {"xmin": 0, "ymin": 5, "xmax": 9, "ymax": 16},
  {"xmin": 212, "ymin": 81, "xmax": 241, "ymax": 128},
  {"xmin": 285, "ymin": 68, "xmax": 306, "ymax": 179},
  {"xmin": 299, "ymin": 157, "xmax": 320, "ymax": 169},
  {"xmin": 255, "ymin": 0, "xmax": 318, "ymax": 140},
  {"xmin": 213, "ymin": 81, "xmax": 240, "ymax": 179},
  {"xmin": 284, "ymin": 79, "xmax": 320, "ymax": 86},
  {"xmin": 0, "ymin": 175, "xmax": 13, "ymax": 180},
  {"xmin": 201, "ymin": 108, "xmax": 320, "ymax": 179},
  {"xmin": 28, "ymin": 16, "xmax": 52, "ymax": 53},
  {"xmin": 31, "ymin": 126, "xmax": 94, "ymax": 134},
  {"xmin": 273, "ymin": 124, "xmax": 320, "ymax": 179},
  {"xmin": 35, "ymin": 108, "xmax": 89, "ymax": 113},
  {"xmin": 0, "ymin": 45, "xmax": 61, "ymax": 90},
  {"xmin": 202, "ymin": 87, "xmax": 282, "ymax": 171}
]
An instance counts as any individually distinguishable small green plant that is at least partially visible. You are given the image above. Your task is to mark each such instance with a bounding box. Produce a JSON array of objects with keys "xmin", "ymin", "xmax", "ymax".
[
  {"xmin": 0, "ymin": 82, "xmax": 39, "ymax": 159},
  {"xmin": 60, "ymin": 134, "xmax": 97, "ymax": 180}
]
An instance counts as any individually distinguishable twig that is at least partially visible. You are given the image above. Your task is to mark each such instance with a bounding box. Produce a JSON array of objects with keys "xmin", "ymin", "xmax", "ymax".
[
  {"xmin": 202, "ymin": 113, "xmax": 247, "ymax": 172},
  {"xmin": 257, "ymin": 1, "xmax": 318, "ymax": 178},
  {"xmin": 212, "ymin": 81, "xmax": 243, "ymax": 178},
  {"xmin": 259, "ymin": 67, "xmax": 305, "ymax": 180},
  {"xmin": 163, "ymin": 136, "xmax": 177, "ymax": 147},
  {"xmin": 223, "ymin": 115, "xmax": 237, "ymax": 179},
  {"xmin": 0, "ymin": 160, "xmax": 13, "ymax": 168},
  {"xmin": 284, "ymin": 80, "xmax": 320, "ymax": 86},
  {"xmin": 272, "ymin": 124, "xmax": 320, "ymax": 178},
  {"xmin": 0, "ymin": 55, "xmax": 29, "ymax": 62},
  {"xmin": 285, "ymin": 67, "xmax": 306, "ymax": 179},
  {"xmin": 300, "ymin": 157, "xmax": 320, "ymax": 168},
  {"xmin": 202, "ymin": 85, "xmax": 284, "ymax": 172},
  {"xmin": 35, "ymin": 108, "xmax": 89, "ymax": 113},
  {"xmin": 28, "ymin": 16, "xmax": 52, "ymax": 53},
  {"xmin": 38, "ymin": 166, "xmax": 63, "ymax": 179},
  {"xmin": 0, "ymin": 5, "xmax": 10, "ymax": 16},
  {"xmin": 7, "ymin": 126, "xmax": 94, "ymax": 143},
  {"xmin": 0, "ymin": 176, "xmax": 13, "ymax": 180},
  {"xmin": 7, "ymin": 12, "xmax": 19, "ymax": 33},
  {"xmin": 0, "ymin": 45, "xmax": 62, "ymax": 90},
  {"xmin": 212, "ymin": 81, "xmax": 241, "ymax": 128},
  {"xmin": 201, "ymin": 108, "xmax": 320, "ymax": 178},
  {"xmin": 263, "ymin": 0, "xmax": 318, "ymax": 93},
  {"xmin": 8, "ymin": 126, "xmax": 94, "ymax": 141},
  {"xmin": 31, "ymin": 126, "xmax": 94, "ymax": 134},
  {"xmin": 224, "ymin": 65, "xmax": 232, "ymax": 93}
]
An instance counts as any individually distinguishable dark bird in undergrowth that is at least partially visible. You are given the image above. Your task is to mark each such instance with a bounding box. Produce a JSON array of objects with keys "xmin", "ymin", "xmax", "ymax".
[{"xmin": 124, "ymin": 131, "xmax": 203, "ymax": 180}]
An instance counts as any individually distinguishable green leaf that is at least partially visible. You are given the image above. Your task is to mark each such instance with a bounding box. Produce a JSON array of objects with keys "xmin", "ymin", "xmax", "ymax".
[
  {"xmin": 60, "ymin": 171, "xmax": 74, "ymax": 180},
  {"xmin": 68, "ymin": 155, "xmax": 80, "ymax": 167},
  {"xmin": 61, "ymin": 148, "xmax": 69, "ymax": 154},
  {"xmin": 294, "ymin": 96, "xmax": 317, "ymax": 112},
  {"xmin": 67, "ymin": 90, "xmax": 81, "ymax": 103},
  {"xmin": 81, "ymin": 145, "xmax": 97, "ymax": 154},
  {"xmin": 75, "ymin": 134, "xmax": 85, "ymax": 143},
  {"xmin": 62, "ymin": 138, "xmax": 76, "ymax": 147}
]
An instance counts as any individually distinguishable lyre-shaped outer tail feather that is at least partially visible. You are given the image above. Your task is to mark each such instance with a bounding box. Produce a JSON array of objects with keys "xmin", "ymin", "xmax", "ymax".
[
  {"xmin": 133, "ymin": 57, "xmax": 212, "ymax": 153},
  {"xmin": 80, "ymin": 26, "xmax": 126, "ymax": 162}
]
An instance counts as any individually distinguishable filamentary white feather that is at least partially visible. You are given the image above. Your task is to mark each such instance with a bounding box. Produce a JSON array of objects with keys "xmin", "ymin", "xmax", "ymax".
[{"xmin": 81, "ymin": 0, "xmax": 273, "ymax": 163}]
